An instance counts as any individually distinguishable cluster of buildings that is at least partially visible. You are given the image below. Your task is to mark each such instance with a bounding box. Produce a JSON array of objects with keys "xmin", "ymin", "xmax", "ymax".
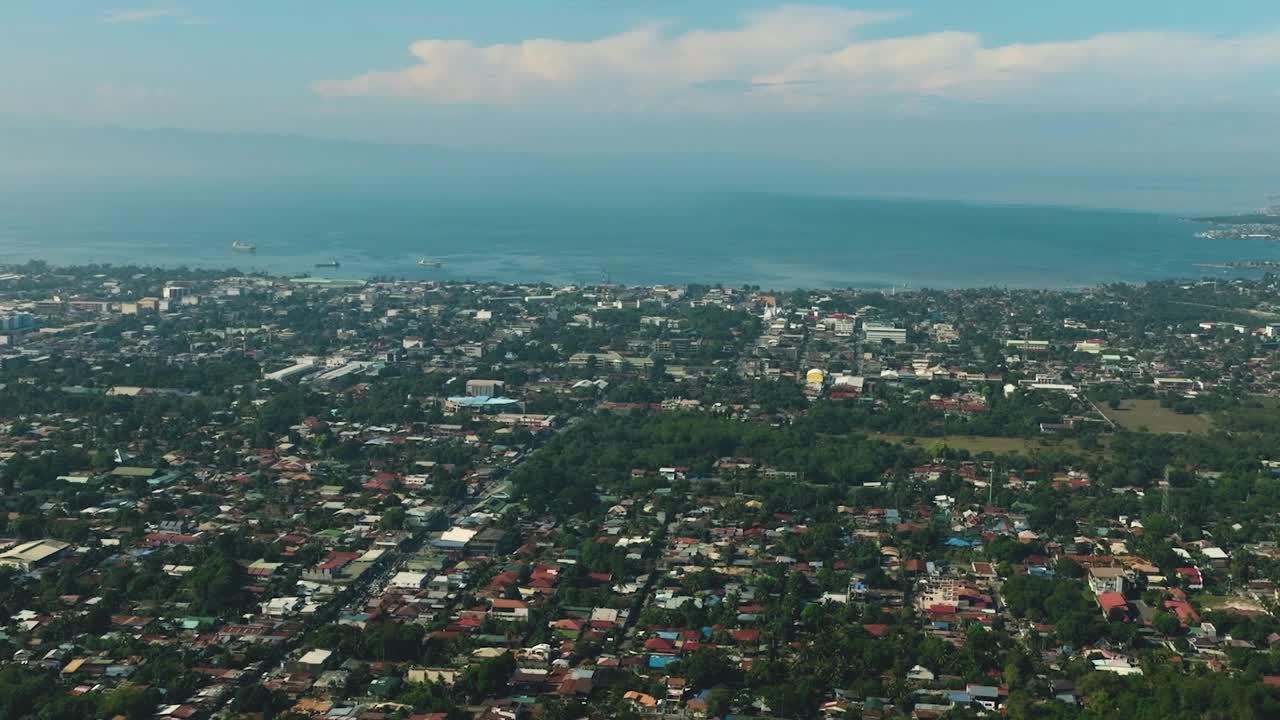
[{"xmin": 3, "ymin": 266, "xmax": 1280, "ymax": 718}]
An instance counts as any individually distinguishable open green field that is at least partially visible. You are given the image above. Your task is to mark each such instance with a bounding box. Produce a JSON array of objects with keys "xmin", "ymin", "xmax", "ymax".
[
  {"xmin": 1100, "ymin": 399, "xmax": 1213, "ymax": 434},
  {"xmin": 874, "ymin": 434, "xmax": 1081, "ymax": 455}
]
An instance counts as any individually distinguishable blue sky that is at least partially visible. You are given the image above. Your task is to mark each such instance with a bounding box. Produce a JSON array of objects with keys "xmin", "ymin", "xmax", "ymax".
[{"xmin": 2, "ymin": 1, "xmax": 1279, "ymax": 196}]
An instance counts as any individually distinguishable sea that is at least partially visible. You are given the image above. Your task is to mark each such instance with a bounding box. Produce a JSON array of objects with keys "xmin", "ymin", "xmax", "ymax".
[{"xmin": 0, "ymin": 180, "xmax": 1275, "ymax": 290}]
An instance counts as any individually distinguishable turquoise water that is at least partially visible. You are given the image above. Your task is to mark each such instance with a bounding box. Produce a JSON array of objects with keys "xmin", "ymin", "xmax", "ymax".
[{"xmin": 0, "ymin": 180, "xmax": 1274, "ymax": 289}]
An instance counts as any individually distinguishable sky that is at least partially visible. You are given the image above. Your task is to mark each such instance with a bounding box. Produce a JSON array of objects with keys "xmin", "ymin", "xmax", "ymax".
[{"xmin": 1, "ymin": 1, "xmax": 1279, "ymax": 207}]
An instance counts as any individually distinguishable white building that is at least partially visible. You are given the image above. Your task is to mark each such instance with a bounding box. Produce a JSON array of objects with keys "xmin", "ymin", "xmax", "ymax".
[
  {"xmin": 864, "ymin": 323, "xmax": 907, "ymax": 345},
  {"xmin": 263, "ymin": 360, "xmax": 318, "ymax": 382},
  {"xmin": 390, "ymin": 571, "xmax": 430, "ymax": 589},
  {"xmin": 295, "ymin": 648, "xmax": 333, "ymax": 672},
  {"xmin": 1087, "ymin": 567, "xmax": 1128, "ymax": 595},
  {"xmin": 262, "ymin": 596, "xmax": 303, "ymax": 617},
  {"xmin": 466, "ymin": 379, "xmax": 505, "ymax": 397}
]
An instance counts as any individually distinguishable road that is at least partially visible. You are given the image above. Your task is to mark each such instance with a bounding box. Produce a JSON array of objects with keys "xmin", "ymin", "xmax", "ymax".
[
  {"xmin": 1170, "ymin": 300, "xmax": 1280, "ymax": 320},
  {"xmin": 211, "ymin": 421, "xmax": 575, "ymax": 717}
]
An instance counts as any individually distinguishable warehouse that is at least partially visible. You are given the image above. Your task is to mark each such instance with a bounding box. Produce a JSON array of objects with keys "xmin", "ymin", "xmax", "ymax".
[{"xmin": 0, "ymin": 539, "xmax": 71, "ymax": 571}]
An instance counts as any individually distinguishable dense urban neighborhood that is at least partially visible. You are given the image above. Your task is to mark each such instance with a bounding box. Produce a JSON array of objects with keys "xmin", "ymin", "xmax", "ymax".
[{"xmin": 4, "ymin": 261, "xmax": 1280, "ymax": 720}]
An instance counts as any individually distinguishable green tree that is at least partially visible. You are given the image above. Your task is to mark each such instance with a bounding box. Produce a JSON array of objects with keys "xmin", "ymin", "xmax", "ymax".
[
  {"xmin": 380, "ymin": 506, "xmax": 406, "ymax": 530},
  {"xmin": 670, "ymin": 649, "xmax": 739, "ymax": 689},
  {"xmin": 186, "ymin": 550, "xmax": 245, "ymax": 614},
  {"xmin": 97, "ymin": 685, "xmax": 153, "ymax": 720},
  {"xmin": 706, "ymin": 686, "xmax": 735, "ymax": 718},
  {"xmin": 1152, "ymin": 611, "xmax": 1181, "ymax": 636}
]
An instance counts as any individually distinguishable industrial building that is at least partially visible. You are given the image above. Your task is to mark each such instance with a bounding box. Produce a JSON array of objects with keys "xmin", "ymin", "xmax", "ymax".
[
  {"xmin": 0, "ymin": 539, "xmax": 71, "ymax": 571},
  {"xmin": 263, "ymin": 359, "xmax": 319, "ymax": 382},
  {"xmin": 445, "ymin": 395, "xmax": 520, "ymax": 412}
]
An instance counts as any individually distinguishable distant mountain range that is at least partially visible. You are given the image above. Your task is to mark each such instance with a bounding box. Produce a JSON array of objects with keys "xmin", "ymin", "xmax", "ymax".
[
  {"xmin": 0, "ymin": 122, "xmax": 1274, "ymax": 214},
  {"xmin": 0, "ymin": 123, "xmax": 801, "ymax": 190},
  {"xmin": 0, "ymin": 124, "xmax": 525, "ymax": 180}
]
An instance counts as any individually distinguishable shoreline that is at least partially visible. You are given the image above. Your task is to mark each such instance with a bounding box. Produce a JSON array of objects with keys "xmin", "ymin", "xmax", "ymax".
[{"xmin": 1, "ymin": 258, "xmax": 1272, "ymax": 294}]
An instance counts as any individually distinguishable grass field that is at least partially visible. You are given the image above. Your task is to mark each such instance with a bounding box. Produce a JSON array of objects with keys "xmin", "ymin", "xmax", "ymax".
[
  {"xmin": 1197, "ymin": 595, "xmax": 1266, "ymax": 614},
  {"xmin": 1099, "ymin": 399, "xmax": 1213, "ymax": 434},
  {"xmin": 874, "ymin": 434, "xmax": 1081, "ymax": 455}
]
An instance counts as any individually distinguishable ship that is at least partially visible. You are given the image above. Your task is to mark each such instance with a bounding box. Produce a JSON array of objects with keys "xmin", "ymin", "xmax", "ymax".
[
  {"xmin": 231, "ymin": 240, "xmax": 257, "ymax": 252},
  {"xmin": 417, "ymin": 257, "xmax": 443, "ymax": 268},
  {"xmin": 315, "ymin": 259, "xmax": 340, "ymax": 268}
]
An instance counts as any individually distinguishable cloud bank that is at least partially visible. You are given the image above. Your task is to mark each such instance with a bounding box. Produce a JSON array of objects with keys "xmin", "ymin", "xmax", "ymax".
[{"xmin": 314, "ymin": 4, "xmax": 1280, "ymax": 112}]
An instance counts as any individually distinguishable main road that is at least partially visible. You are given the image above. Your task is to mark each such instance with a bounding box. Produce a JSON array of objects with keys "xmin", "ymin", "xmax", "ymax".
[{"xmin": 211, "ymin": 418, "xmax": 578, "ymax": 717}]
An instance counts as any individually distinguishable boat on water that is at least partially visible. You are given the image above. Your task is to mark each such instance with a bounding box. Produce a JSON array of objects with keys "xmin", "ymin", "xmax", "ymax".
[
  {"xmin": 417, "ymin": 257, "xmax": 443, "ymax": 268},
  {"xmin": 231, "ymin": 240, "xmax": 257, "ymax": 252},
  {"xmin": 315, "ymin": 259, "xmax": 340, "ymax": 268}
]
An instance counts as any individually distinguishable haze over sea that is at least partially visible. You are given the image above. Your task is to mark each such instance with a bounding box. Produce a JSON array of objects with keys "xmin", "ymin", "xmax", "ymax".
[{"xmin": 1, "ymin": 179, "xmax": 1276, "ymax": 290}]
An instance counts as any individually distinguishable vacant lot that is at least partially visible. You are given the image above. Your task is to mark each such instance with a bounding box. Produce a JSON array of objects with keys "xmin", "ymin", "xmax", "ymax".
[
  {"xmin": 874, "ymin": 434, "xmax": 1081, "ymax": 455},
  {"xmin": 1100, "ymin": 399, "xmax": 1213, "ymax": 434},
  {"xmin": 1198, "ymin": 595, "xmax": 1267, "ymax": 614}
]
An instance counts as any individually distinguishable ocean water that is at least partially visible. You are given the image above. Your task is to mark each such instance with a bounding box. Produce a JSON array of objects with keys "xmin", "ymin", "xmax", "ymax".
[{"xmin": 0, "ymin": 180, "xmax": 1275, "ymax": 289}]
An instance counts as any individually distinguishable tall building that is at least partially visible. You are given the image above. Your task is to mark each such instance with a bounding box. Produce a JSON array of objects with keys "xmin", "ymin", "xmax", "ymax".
[
  {"xmin": 864, "ymin": 323, "xmax": 907, "ymax": 345},
  {"xmin": 466, "ymin": 379, "xmax": 505, "ymax": 397},
  {"xmin": 0, "ymin": 312, "xmax": 34, "ymax": 332},
  {"xmin": 1006, "ymin": 339, "xmax": 1050, "ymax": 353}
]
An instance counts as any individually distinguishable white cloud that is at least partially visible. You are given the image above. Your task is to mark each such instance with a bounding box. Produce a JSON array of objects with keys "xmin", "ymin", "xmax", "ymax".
[
  {"xmin": 103, "ymin": 6, "xmax": 213, "ymax": 25},
  {"xmin": 314, "ymin": 4, "xmax": 1280, "ymax": 113},
  {"xmin": 314, "ymin": 6, "xmax": 901, "ymax": 109},
  {"xmin": 755, "ymin": 30, "xmax": 1280, "ymax": 107},
  {"xmin": 95, "ymin": 82, "xmax": 163, "ymax": 112},
  {"xmin": 103, "ymin": 7, "xmax": 184, "ymax": 24}
]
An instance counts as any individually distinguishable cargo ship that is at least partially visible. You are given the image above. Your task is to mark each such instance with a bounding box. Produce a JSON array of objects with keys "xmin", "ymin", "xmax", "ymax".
[{"xmin": 315, "ymin": 259, "xmax": 340, "ymax": 268}]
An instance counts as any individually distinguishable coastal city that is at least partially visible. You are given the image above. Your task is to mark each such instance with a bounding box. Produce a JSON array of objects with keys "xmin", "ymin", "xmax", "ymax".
[
  {"xmin": 2, "ymin": 262, "xmax": 1280, "ymax": 720},
  {"xmin": 1193, "ymin": 201, "xmax": 1280, "ymax": 242},
  {"xmin": 9, "ymin": 2, "xmax": 1280, "ymax": 719}
]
